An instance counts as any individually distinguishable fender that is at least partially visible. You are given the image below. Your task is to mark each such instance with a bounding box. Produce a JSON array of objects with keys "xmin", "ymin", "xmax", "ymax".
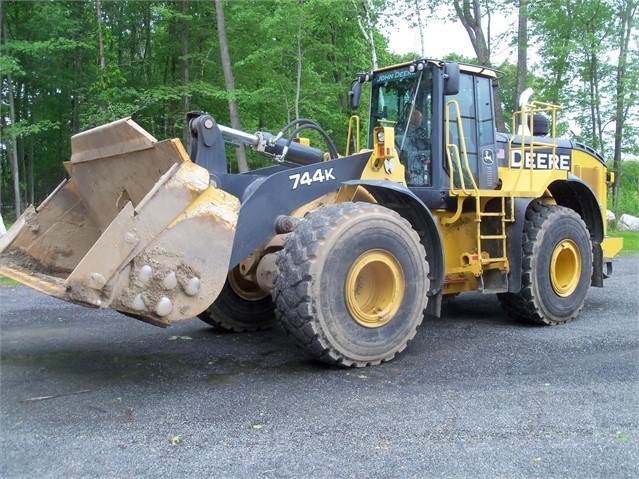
[
  {"xmin": 226, "ymin": 152, "xmax": 372, "ymax": 267},
  {"xmin": 548, "ymin": 175, "xmax": 605, "ymax": 287},
  {"xmin": 506, "ymin": 176, "xmax": 605, "ymax": 293},
  {"xmin": 549, "ymin": 175, "xmax": 604, "ymax": 243},
  {"xmin": 343, "ymin": 179, "xmax": 445, "ymax": 318},
  {"xmin": 506, "ymin": 197, "xmax": 536, "ymax": 293}
]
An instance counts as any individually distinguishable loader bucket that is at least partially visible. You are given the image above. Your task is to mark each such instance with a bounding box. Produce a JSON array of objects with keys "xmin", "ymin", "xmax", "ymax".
[{"xmin": 0, "ymin": 118, "xmax": 240, "ymax": 326}]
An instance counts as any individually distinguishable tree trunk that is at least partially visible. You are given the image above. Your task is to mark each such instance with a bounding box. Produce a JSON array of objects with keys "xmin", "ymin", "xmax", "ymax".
[
  {"xmin": 28, "ymin": 130, "xmax": 34, "ymax": 205},
  {"xmin": 180, "ymin": 0, "xmax": 190, "ymax": 147},
  {"xmin": 96, "ymin": 0, "xmax": 105, "ymax": 83},
  {"xmin": 95, "ymin": 0, "xmax": 107, "ymax": 120},
  {"xmin": 213, "ymin": 0, "xmax": 248, "ymax": 172},
  {"xmin": 413, "ymin": 0, "xmax": 425, "ymax": 57},
  {"xmin": 7, "ymin": 73, "xmax": 21, "ymax": 216},
  {"xmin": 1, "ymin": 2, "xmax": 21, "ymax": 215},
  {"xmin": 515, "ymin": 0, "xmax": 528, "ymax": 110},
  {"xmin": 295, "ymin": 16, "xmax": 303, "ymax": 121},
  {"xmin": 0, "ymin": 0, "xmax": 5, "ymax": 212},
  {"xmin": 353, "ymin": 0, "xmax": 379, "ymax": 69},
  {"xmin": 144, "ymin": 5, "xmax": 152, "ymax": 83},
  {"xmin": 453, "ymin": 0, "xmax": 491, "ymax": 64},
  {"xmin": 611, "ymin": 0, "xmax": 636, "ymax": 212},
  {"xmin": 71, "ymin": 43, "xmax": 82, "ymax": 134},
  {"xmin": 452, "ymin": 0, "xmax": 505, "ymax": 131}
]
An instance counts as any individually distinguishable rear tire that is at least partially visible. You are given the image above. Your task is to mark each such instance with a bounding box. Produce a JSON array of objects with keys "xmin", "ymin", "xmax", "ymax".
[
  {"xmin": 273, "ymin": 202, "xmax": 429, "ymax": 367},
  {"xmin": 499, "ymin": 204, "xmax": 592, "ymax": 325},
  {"xmin": 198, "ymin": 267, "xmax": 276, "ymax": 332}
]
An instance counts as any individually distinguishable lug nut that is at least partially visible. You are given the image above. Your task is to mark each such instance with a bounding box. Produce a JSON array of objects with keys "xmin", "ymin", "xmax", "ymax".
[
  {"xmin": 163, "ymin": 272, "xmax": 178, "ymax": 290},
  {"xmin": 138, "ymin": 265, "xmax": 153, "ymax": 284},
  {"xmin": 132, "ymin": 294, "xmax": 146, "ymax": 311},
  {"xmin": 155, "ymin": 297, "xmax": 173, "ymax": 317},
  {"xmin": 185, "ymin": 277, "xmax": 201, "ymax": 296}
]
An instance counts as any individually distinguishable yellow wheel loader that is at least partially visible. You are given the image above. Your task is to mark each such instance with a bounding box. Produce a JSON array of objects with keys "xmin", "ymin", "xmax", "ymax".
[{"xmin": 0, "ymin": 60, "xmax": 623, "ymax": 367}]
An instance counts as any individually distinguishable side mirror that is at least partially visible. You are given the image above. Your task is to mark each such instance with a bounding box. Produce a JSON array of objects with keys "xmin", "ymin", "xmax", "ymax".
[
  {"xmin": 443, "ymin": 63, "xmax": 460, "ymax": 96},
  {"xmin": 349, "ymin": 81, "xmax": 362, "ymax": 110}
]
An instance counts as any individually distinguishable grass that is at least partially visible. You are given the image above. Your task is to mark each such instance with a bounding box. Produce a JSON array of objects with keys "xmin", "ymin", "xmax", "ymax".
[
  {"xmin": 0, "ymin": 275, "xmax": 18, "ymax": 286},
  {"xmin": 609, "ymin": 230, "xmax": 639, "ymax": 256}
]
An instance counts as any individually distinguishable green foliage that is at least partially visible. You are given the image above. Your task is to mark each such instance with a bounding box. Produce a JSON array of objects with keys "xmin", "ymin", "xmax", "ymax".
[
  {"xmin": 609, "ymin": 231, "xmax": 639, "ymax": 255},
  {"xmin": 616, "ymin": 188, "xmax": 639, "ymax": 217},
  {"xmin": 0, "ymin": 119, "xmax": 60, "ymax": 139},
  {"xmin": 530, "ymin": 0, "xmax": 638, "ymax": 158},
  {"xmin": 0, "ymin": 54, "xmax": 24, "ymax": 76},
  {"xmin": 1, "ymin": 0, "xmax": 637, "ymax": 221},
  {"xmin": 1, "ymin": 0, "xmax": 380, "ymax": 214},
  {"xmin": 0, "ymin": 275, "xmax": 19, "ymax": 287},
  {"xmin": 613, "ymin": 160, "xmax": 639, "ymax": 216}
]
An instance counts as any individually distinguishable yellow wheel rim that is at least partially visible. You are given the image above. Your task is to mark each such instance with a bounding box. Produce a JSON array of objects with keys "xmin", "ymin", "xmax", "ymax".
[
  {"xmin": 228, "ymin": 267, "xmax": 269, "ymax": 301},
  {"xmin": 345, "ymin": 250, "xmax": 405, "ymax": 328},
  {"xmin": 550, "ymin": 239, "xmax": 581, "ymax": 297}
]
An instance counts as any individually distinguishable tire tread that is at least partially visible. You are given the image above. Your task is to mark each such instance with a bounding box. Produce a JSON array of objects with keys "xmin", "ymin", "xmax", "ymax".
[{"xmin": 273, "ymin": 202, "xmax": 427, "ymax": 367}]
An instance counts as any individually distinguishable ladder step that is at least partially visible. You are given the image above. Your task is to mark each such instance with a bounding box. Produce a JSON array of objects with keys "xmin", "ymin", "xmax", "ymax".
[
  {"xmin": 480, "ymin": 234, "xmax": 506, "ymax": 240},
  {"xmin": 478, "ymin": 212, "xmax": 504, "ymax": 217},
  {"xmin": 482, "ymin": 257, "xmax": 508, "ymax": 264}
]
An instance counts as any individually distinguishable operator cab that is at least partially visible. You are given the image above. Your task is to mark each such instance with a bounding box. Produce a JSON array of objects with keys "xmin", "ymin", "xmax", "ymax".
[
  {"xmin": 352, "ymin": 60, "xmax": 501, "ymax": 200},
  {"xmin": 370, "ymin": 65, "xmax": 434, "ymax": 187}
]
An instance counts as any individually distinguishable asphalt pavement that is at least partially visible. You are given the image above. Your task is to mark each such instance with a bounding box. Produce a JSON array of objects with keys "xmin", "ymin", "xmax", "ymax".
[{"xmin": 1, "ymin": 256, "xmax": 638, "ymax": 478}]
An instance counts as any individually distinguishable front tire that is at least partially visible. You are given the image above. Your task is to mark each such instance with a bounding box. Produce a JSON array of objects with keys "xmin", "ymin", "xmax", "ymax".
[
  {"xmin": 273, "ymin": 202, "xmax": 429, "ymax": 367},
  {"xmin": 499, "ymin": 204, "xmax": 593, "ymax": 325}
]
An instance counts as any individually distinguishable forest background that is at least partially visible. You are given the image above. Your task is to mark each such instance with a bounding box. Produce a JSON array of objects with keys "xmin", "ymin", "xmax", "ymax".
[{"xmin": 0, "ymin": 0, "xmax": 637, "ymax": 223}]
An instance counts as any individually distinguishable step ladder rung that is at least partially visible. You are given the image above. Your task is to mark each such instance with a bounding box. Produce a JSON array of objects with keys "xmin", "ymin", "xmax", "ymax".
[
  {"xmin": 480, "ymin": 234, "xmax": 507, "ymax": 240},
  {"xmin": 482, "ymin": 257, "xmax": 508, "ymax": 264}
]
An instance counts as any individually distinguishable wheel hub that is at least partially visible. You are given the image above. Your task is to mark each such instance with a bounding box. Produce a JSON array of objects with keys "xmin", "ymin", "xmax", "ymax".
[
  {"xmin": 345, "ymin": 250, "xmax": 404, "ymax": 328},
  {"xmin": 228, "ymin": 267, "xmax": 270, "ymax": 301},
  {"xmin": 550, "ymin": 239, "xmax": 581, "ymax": 297}
]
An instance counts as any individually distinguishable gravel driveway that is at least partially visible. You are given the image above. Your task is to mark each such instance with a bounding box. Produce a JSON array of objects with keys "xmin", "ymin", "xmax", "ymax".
[{"xmin": 1, "ymin": 256, "xmax": 637, "ymax": 478}]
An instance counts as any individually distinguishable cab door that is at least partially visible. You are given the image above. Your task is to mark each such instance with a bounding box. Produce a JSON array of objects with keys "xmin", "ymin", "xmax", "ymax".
[{"xmin": 445, "ymin": 73, "xmax": 498, "ymax": 190}]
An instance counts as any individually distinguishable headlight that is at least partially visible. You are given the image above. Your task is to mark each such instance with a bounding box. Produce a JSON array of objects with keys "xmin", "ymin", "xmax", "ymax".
[{"xmin": 376, "ymin": 130, "xmax": 385, "ymax": 143}]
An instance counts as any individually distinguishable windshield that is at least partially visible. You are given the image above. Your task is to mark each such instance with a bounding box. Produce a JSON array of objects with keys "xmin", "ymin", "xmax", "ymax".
[{"xmin": 371, "ymin": 67, "xmax": 433, "ymax": 186}]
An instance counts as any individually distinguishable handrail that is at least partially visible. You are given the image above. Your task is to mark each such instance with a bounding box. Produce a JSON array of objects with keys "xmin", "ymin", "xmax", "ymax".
[
  {"xmin": 509, "ymin": 100, "xmax": 561, "ymax": 188},
  {"xmin": 445, "ymin": 100, "xmax": 478, "ymax": 195},
  {"xmin": 345, "ymin": 115, "xmax": 360, "ymax": 156}
]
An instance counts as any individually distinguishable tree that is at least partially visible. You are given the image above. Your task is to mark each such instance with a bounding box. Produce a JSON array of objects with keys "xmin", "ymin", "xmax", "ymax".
[
  {"xmin": 437, "ymin": 0, "xmax": 513, "ymax": 130},
  {"xmin": 514, "ymin": 0, "xmax": 528, "ymax": 110},
  {"xmin": 530, "ymin": 0, "xmax": 615, "ymax": 142},
  {"xmin": 213, "ymin": 0, "xmax": 248, "ymax": 172},
  {"xmin": 452, "ymin": 0, "xmax": 491, "ymax": 65},
  {"xmin": 352, "ymin": 0, "xmax": 387, "ymax": 68},
  {"xmin": 610, "ymin": 0, "xmax": 639, "ymax": 211},
  {"xmin": 1, "ymin": 0, "xmax": 20, "ymax": 216},
  {"xmin": 180, "ymin": 0, "xmax": 190, "ymax": 146},
  {"xmin": 1, "ymin": 0, "xmax": 87, "ymax": 214},
  {"xmin": 2, "ymin": 0, "xmax": 632, "ymax": 221},
  {"xmin": 530, "ymin": 0, "xmax": 639, "ymax": 213}
]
